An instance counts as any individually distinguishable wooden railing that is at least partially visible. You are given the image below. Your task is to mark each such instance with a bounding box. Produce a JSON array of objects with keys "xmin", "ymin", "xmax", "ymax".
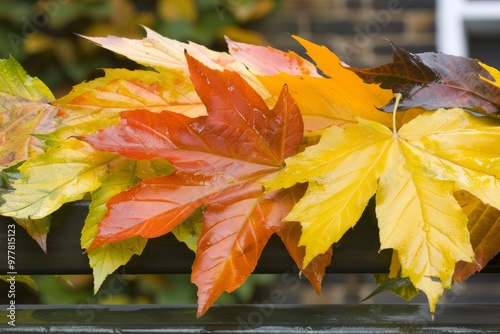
[{"xmin": 1, "ymin": 201, "xmax": 500, "ymax": 333}]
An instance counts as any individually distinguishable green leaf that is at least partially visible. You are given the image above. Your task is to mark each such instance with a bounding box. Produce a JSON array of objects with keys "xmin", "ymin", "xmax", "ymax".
[
  {"xmin": 171, "ymin": 206, "xmax": 203, "ymax": 252},
  {"xmin": 136, "ymin": 158, "xmax": 174, "ymax": 181},
  {"xmin": 0, "ymin": 163, "xmax": 21, "ymax": 193},
  {"xmin": 0, "ymin": 57, "xmax": 58, "ymax": 167},
  {"xmin": 364, "ymin": 273, "xmax": 419, "ymax": 302},
  {"xmin": 34, "ymin": 118, "xmax": 119, "ymax": 148},
  {"xmin": 0, "ymin": 140, "xmax": 118, "ymax": 219},
  {"xmin": 0, "ymin": 57, "xmax": 54, "ymax": 101}
]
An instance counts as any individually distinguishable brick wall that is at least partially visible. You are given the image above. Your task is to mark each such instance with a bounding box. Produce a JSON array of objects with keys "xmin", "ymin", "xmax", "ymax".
[{"xmin": 250, "ymin": 0, "xmax": 436, "ymax": 67}]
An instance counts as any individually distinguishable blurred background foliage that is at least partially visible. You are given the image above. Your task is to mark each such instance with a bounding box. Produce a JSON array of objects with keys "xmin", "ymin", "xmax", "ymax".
[
  {"xmin": 0, "ymin": 0, "xmax": 281, "ymax": 97},
  {"xmin": 21, "ymin": 274, "xmax": 274, "ymax": 306},
  {"xmin": 8, "ymin": 274, "xmax": 277, "ymax": 306},
  {"xmin": 0, "ymin": 0, "xmax": 281, "ymax": 305}
]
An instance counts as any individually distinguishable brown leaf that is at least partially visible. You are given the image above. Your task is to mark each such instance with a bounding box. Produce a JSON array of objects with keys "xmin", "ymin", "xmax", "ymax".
[
  {"xmin": 14, "ymin": 216, "xmax": 50, "ymax": 253},
  {"xmin": 454, "ymin": 190, "xmax": 500, "ymax": 282},
  {"xmin": 276, "ymin": 220, "xmax": 332, "ymax": 293},
  {"xmin": 346, "ymin": 41, "xmax": 500, "ymax": 117}
]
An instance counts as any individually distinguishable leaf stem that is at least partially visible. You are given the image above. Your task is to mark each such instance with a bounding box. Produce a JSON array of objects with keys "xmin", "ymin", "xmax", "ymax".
[{"xmin": 392, "ymin": 93, "xmax": 402, "ymax": 137}]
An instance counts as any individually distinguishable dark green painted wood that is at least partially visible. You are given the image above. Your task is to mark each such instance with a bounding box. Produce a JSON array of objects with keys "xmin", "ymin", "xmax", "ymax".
[
  {"xmin": 0, "ymin": 201, "xmax": 390, "ymax": 275},
  {"xmin": 1, "ymin": 201, "xmax": 500, "ymax": 333},
  {"xmin": 1, "ymin": 201, "xmax": 499, "ymax": 275},
  {"xmin": 1, "ymin": 304, "xmax": 500, "ymax": 333}
]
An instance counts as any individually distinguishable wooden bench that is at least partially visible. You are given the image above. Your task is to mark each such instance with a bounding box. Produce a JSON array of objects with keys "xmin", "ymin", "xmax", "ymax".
[{"xmin": 1, "ymin": 200, "xmax": 500, "ymax": 333}]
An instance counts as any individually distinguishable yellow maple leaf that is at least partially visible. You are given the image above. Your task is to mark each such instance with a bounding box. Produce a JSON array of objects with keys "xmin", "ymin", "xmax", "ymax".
[
  {"xmin": 265, "ymin": 106, "xmax": 500, "ymax": 313},
  {"xmin": 79, "ymin": 158, "xmax": 146, "ymax": 293},
  {"xmin": 479, "ymin": 61, "xmax": 500, "ymax": 89},
  {"xmin": 0, "ymin": 140, "xmax": 119, "ymax": 219},
  {"xmin": 256, "ymin": 36, "xmax": 422, "ymax": 130}
]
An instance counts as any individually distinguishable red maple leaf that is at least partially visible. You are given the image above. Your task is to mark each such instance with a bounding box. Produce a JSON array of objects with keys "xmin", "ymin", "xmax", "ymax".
[{"xmin": 82, "ymin": 53, "xmax": 331, "ymax": 316}]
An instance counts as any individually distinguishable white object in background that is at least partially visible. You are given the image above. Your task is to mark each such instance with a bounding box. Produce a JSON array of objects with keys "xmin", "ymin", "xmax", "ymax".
[{"xmin": 436, "ymin": 0, "xmax": 500, "ymax": 56}]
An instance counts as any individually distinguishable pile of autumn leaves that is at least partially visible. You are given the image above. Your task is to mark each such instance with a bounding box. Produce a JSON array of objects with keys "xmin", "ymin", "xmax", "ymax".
[{"xmin": 2, "ymin": 27, "xmax": 500, "ymax": 317}]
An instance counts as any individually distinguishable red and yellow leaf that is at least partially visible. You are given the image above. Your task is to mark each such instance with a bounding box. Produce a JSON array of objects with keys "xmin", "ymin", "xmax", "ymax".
[
  {"xmin": 192, "ymin": 183, "xmax": 304, "ymax": 316},
  {"xmin": 52, "ymin": 68, "xmax": 204, "ymax": 128},
  {"xmin": 82, "ymin": 52, "xmax": 328, "ymax": 316},
  {"xmin": 81, "ymin": 158, "xmax": 147, "ymax": 293},
  {"xmin": 0, "ymin": 57, "xmax": 58, "ymax": 167}
]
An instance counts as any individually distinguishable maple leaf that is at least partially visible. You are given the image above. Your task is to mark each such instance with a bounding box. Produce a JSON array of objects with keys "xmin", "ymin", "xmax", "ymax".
[
  {"xmin": 266, "ymin": 106, "xmax": 500, "ymax": 313},
  {"xmin": 453, "ymin": 190, "xmax": 500, "ymax": 282},
  {"xmin": 225, "ymin": 37, "xmax": 320, "ymax": 76},
  {"xmin": 252, "ymin": 36, "xmax": 421, "ymax": 130},
  {"xmin": 81, "ymin": 158, "xmax": 147, "ymax": 293},
  {"xmin": 0, "ymin": 275, "xmax": 38, "ymax": 291},
  {"xmin": 81, "ymin": 157, "xmax": 176, "ymax": 292},
  {"xmin": 53, "ymin": 29, "xmax": 285, "ymax": 133},
  {"xmin": 171, "ymin": 206, "xmax": 203, "ymax": 252},
  {"xmin": 82, "ymin": 52, "xmax": 328, "ymax": 316},
  {"xmin": 0, "ymin": 166, "xmax": 50, "ymax": 252},
  {"xmin": 14, "ymin": 216, "xmax": 51, "ymax": 253},
  {"xmin": 0, "ymin": 118, "xmax": 151, "ymax": 256},
  {"xmin": 0, "ymin": 139, "xmax": 120, "ymax": 219},
  {"xmin": 276, "ymin": 220, "xmax": 333, "ymax": 292},
  {"xmin": 365, "ymin": 273, "xmax": 418, "ymax": 303},
  {"xmin": 81, "ymin": 26, "xmax": 270, "ymax": 100},
  {"xmin": 0, "ymin": 57, "xmax": 58, "ymax": 167},
  {"xmin": 346, "ymin": 42, "xmax": 500, "ymax": 116},
  {"xmin": 52, "ymin": 68, "xmax": 205, "ymax": 128},
  {"xmin": 0, "ymin": 115, "xmax": 129, "ymax": 224}
]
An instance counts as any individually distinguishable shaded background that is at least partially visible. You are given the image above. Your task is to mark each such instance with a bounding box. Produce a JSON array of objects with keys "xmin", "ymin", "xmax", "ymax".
[
  {"xmin": 0, "ymin": 0, "xmax": 282, "ymax": 96},
  {"xmin": 1, "ymin": 0, "xmax": 500, "ymax": 309},
  {"xmin": 0, "ymin": 0, "xmax": 441, "ymax": 96},
  {"xmin": 3, "ymin": 0, "xmax": 500, "ymax": 96}
]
